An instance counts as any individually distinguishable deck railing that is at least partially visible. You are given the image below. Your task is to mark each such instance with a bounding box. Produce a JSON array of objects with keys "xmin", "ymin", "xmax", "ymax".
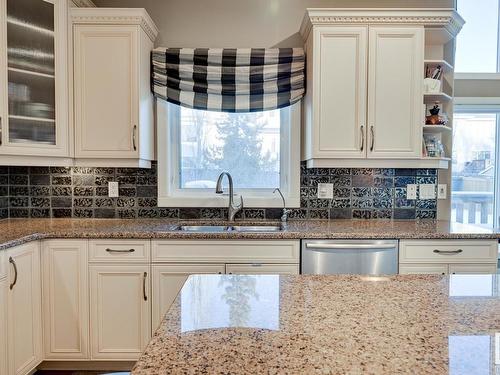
[{"xmin": 451, "ymin": 191, "xmax": 494, "ymax": 227}]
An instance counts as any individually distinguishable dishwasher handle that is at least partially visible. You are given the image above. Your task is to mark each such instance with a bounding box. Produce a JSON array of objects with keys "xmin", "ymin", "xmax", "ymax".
[{"xmin": 305, "ymin": 243, "xmax": 396, "ymax": 250}]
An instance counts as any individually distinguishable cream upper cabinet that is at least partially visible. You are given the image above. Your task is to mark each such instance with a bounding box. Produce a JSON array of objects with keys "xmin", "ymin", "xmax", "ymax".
[
  {"xmin": 0, "ymin": 0, "xmax": 70, "ymax": 162},
  {"xmin": 42, "ymin": 240, "xmax": 89, "ymax": 360},
  {"xmin": 6, "ymin": 242, "xmax": 42, "ymax": 375},
  {"xmin": 305, "ymin": 26, "xmax": 368, "ymax": 160},
  {"xmin": 367, "ymin": 27, "xmax": 423, "ymax": 159},
  {"xmin": 72, "ymin": 8, "xmax": 158, "ymax": 168},
  {"xmin": 89, "ymin": 264, "xmax": 151, "ymax": 360}
]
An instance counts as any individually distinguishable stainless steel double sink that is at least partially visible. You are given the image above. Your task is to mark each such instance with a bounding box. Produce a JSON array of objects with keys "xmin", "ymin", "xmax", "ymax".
[{"xmin": 175, "ymin": 225, "xmax": 283, "ymax": 233}]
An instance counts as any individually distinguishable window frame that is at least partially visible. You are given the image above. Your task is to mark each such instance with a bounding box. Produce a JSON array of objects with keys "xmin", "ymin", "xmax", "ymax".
[
  {"xmin": 453, "ymin": 97, "xmax": 500, "ymax": 227},
  {"xmin": 454, "ymin": 0, "xmax": 500, "ymax": 75},
  {"xmin": 156, "ymin": 99, "xmax": 301, "ymax": 208}
]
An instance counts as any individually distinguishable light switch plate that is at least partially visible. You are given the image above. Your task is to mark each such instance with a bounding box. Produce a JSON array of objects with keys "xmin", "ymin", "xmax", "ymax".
[
  {"xmin": 317, "ymin": 183, "xmax": 334, "ymax": 199},
  {"xmin": 419, "ymin": 184, "xmax": 436, "ymax": 200},
  {"xmin": 437, "ymin": 184, "xmax": 447, "ymax": 199},
  {"xmin": 406, "ymin": 184, "xmax": 417, "ymax": 200},
  {"xmin": 108, "ymin": 181, "xmax": 119, "ymax": 197}
]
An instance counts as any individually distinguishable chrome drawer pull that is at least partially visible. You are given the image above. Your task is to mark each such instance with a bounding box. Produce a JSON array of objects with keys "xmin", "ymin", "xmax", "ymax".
[
  {"xmin": 143, "ymin": 272, "xmax": 148, "ymax": 301},
  {"xmin": 105, "ymin": 248, "xmax": 135, "ymax": 253},
  {"xmin": 305, "ymin": 243, "xmax": 396, "ymax": 250},
  {"xmin": 9, "ymin": 257, "xmax": 17, "ymax": 290},
  {"xmin": 433, "ymin": 249, "xmax": 463, "ymax": 255}
]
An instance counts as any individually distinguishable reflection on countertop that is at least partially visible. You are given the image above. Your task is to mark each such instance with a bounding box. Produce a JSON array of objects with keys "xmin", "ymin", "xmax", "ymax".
[
  {"xmin": 133, "ymin": 274, "xmax": 500, "ymax": 375},
  {"xmin": 1, "ymin": 218, "xmax": 500, "ymax": 251}
]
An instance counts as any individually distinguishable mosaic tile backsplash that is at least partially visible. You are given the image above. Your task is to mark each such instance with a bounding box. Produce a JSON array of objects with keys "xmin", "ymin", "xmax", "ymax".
[{"xmin": 0, "ymin": 164, "xmax": 437, "ymax": 220}]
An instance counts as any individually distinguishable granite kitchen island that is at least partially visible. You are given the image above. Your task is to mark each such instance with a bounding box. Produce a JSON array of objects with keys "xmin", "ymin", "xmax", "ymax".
[{"xmin": 132, "ymin": 274, "xmax": 500, "ymax": 374}]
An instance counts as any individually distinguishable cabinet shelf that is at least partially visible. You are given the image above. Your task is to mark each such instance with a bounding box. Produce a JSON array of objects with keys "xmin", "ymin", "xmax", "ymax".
[
  {"xmin": 9, "ymin": 115, "xmax": 55, "ymax": 124},
  {"xmin": 423, "ymin": 125, "xmax": 452, "ymax": 132},
  {"xmin": 8, "ymin": 67, "xmax": 55, "ymax": 79},
  {"xmin": 424, "ymin": 92, "xmax": 452, "ymax": 102},
  {"xmin": 424, "ymin": 59, "xmax": 454, "ymax": 71}
]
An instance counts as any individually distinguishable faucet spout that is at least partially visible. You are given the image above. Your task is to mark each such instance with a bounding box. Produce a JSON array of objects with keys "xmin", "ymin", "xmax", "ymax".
[{"xmin": 215, "ymin": 172, "xmax": 243, "ymax": 221}]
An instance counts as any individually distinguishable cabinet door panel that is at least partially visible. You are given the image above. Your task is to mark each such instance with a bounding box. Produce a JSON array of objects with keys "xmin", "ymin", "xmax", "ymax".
[
  {"xmin": 42, "ymin": 240, "xmax": 89, "ymax": 359},
  {"xmin": 314, "ymin": 26, "xmax": 367, "ymax": 158},
  {"xmin": 7, "ymin": 242, "xmax": 42, "ymax": 375},
  {"xmin": 367, "ymin": 26, "xmax": 423, "ymax": 159},
  {"xmin": 225, "ymin": 264, "xmax": 299, "ymax": 275},
  {"xmin": 152, "ymin": 264, "xmax": 225, "ymax": 330},
  {"xmin": 90, "ymin": 265, "xmax": 150, "ymax": 360},
  {"xmin": 74, "ymin": 25, "xmax": 138, "ymax": 158},
  {"xmin": 0, "ymin": 278, "xmax": 7, "ymax": 375}
]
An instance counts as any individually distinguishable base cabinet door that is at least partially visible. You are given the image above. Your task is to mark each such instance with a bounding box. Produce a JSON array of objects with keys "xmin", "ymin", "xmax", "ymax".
[
  {"xmin": 0, "ymin": 278, "xmax": 7, "ymax": 375},
  {"xmin": 90, "ymin": 265, "xmax": 151, "ymax": 360},
  {"xmin": 152, "ymin": 264, "xmax": 225, "ymax": 330},
  {"xmin": 399, "ymin": 264, "xmax": 448, "ymax": 275},
  {"xmin": 42, "ymin": 240, "xmax": 89, "ymax": 359},
  {"xmin": 225, "ymin": 264, "xmax": 299, "ymax": 275},
  {"xmin": 7, "ymin": 242, "xmax": 42, "ymax": 375},
  {"xmin": 448, "ymin": 264, "xmax": 498, "ymax": 275}
]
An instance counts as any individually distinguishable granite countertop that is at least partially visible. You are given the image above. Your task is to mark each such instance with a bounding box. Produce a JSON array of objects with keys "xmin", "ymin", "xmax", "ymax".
[
  {"xmin": 132, "ymin": 274, "xmax": 500, "ymax": 374},
  {"xmin": 0, "ymin": 218, "xmax": 500, "ymax": 251}
]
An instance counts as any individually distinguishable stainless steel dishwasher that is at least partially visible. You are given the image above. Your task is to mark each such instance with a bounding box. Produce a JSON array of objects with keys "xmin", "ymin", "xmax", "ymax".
[{"xmin": 301, "ymin": 240, "xmax": 399, "ymax": 275}]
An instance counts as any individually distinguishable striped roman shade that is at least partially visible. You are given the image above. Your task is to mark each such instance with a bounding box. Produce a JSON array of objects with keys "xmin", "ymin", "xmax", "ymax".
[{"xmin": 152, "ymin": 48, "xmax": 305, "ymax": 112}]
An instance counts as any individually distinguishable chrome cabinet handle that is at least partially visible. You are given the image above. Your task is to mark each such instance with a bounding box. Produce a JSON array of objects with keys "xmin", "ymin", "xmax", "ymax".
[
  {"xmin": 370, "ymin": 126, "xmax": 375, "ymax": 151},
  {"xmin": 105, "ymin": 248, "xmax": 135, "ymax": 253},
  {"xmin": 360, "ymin": 125, "xmax": 365, "ymax": 151},
  {"xmin": 132, "ymin": 125, "xmax": 137, "ymax": 151},
  {"xmin": 143, "ymin": 272, "xmax": 148, "ymax": 301},
  {"xmin": 9, "ymin": 257, "xmax": 17, "ymax": 290},
  {"xmin": 433, "ymin": 249, "xmax": 463, "ymax": 255}
]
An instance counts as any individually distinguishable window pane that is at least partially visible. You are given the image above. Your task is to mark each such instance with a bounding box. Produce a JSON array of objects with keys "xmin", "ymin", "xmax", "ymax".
[
  {"xmin": 177, "ymin": 105, "xmax": 281, "ymax": 189},
  {"xmin": 455, "ymin": 0, "xmax": 499, "ymax": 73},
  {"xmin": 452, "ymin": 113, "xmax": 497, "ymax": 228}
]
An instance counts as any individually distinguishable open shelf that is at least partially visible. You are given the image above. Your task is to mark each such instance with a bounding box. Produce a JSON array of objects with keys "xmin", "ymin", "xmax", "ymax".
[
  {"xmin": 424, "ymin": 92, "xmax": 452, "ymax": 102},
  {"xmin": 424, "ymin": 59, "xmax": 454, "ymax": 71},
  {"xmin": 423, "ymin": 125, "xmax": 452, "ymax": 132}
]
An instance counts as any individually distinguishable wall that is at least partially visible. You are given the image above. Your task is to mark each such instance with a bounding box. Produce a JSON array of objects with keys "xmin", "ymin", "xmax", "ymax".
[
  {"xmin": 0, "ymin": 164, "xmax": 437, "ymax": 220},
  {"xmin": 93, "ymin": 0, "xmax": 454, "ymax": 47},
  {"xmin": 454, "ymin": 78, "xmax": 500, "ymax": 98}
]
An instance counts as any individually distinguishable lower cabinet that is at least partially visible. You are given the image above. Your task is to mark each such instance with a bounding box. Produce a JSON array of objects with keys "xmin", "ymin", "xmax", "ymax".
[
  {"xmin": 42, "ymin": 240, "xmax": 89, "ymax": 360},
  {"xmin": 89, "ymin": 264, "xmax": 151, "ymax": 360},
  {"xmin": 0, "ymin": 277, "xmax": 7, "ymax": 375},
  {"xmin": 399, "ymin": 264, "xmax": 449, "ymax": 275},
  {"xmin": 152, "ymin": 264, "xmax": 225, "ymax": 329},
  {"xmin": 6, "ymin": 242, "xmax": 43, "ymax": 375},
  {"xmin": 448, "ymin": 263, "xmax": 498, "ymax": 275}
]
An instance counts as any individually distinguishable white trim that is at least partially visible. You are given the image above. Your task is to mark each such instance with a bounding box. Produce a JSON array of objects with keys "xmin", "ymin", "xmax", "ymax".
[
  {"xmin": 455, "ymin": 73, "xmax": 500, "ymax": 80},
  {"xmin": 306, "ymin": 158, "xmax": 449, "ymax": 169},
  {"xmin": 157, "ymin": 100, "xmax": 301, "ymax": 208},
  {"xmin": 454, "ymin": 97, "xmax": 500, "ymax": 109}
]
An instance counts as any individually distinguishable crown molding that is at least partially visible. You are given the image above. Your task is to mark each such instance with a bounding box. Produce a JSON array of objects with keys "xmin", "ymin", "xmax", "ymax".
[
  {"xmin": 71, "ymin": 8, "xmax": 159, "ymax": 41},
  {"xmin": 71, "ymin": 0, "xmax": 96, "ymax": 8},
  {"xmin": 299, "ymin": 8, "xmax": 464, "ymax": 42}
]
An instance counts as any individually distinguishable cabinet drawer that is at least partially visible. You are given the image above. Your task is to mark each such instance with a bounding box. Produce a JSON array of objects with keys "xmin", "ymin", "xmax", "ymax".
[
  {"xmin": 399, "ymin": 263, "xmax": 448, "ymax": 275},
  {"xmin": 225, "ymin": 263, "xmax": 299, "ymax": 275},
  {"xmin": 152, "ymin": 240, "xmax": 300, "ymax": 264},
  {"xmin": 448, "ymin": 264, "xmax": 498, "ymax": 275},
  {"xmin": 89, "ymin": 240, "xmax": 150, "ymax": 263},
  {"xmin": 400, "ymin": 240, "xmax": 498, "ymax": 264}
]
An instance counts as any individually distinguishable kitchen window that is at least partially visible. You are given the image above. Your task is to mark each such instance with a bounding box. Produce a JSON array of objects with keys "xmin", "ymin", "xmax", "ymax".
[
  {"xmin": 455, "ymin": 0, "xmax": 500, "ymax": 73},
  {"xmin": 157, "ymin": 100, "xmax": 300, "ymax": 207},
  {"xmin": 452, "ymin": 106, "xmax": 500, "ymax": 228}
]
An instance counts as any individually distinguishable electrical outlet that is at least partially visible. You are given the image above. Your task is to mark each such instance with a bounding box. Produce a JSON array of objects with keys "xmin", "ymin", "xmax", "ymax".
[
  {"xmin": 108, "ymin": 181, "xmax": 119, "ymax": 198},
  {"xmin": 317, "ymin": 183, "xmax": 334, "ymax": 199},
  {"xmin": 407, "ymin": 184, "xmax": 417, "ymax": 200},
  {"xmin": 419, "ymin": 184, "xmax": 436, "ymax": 200},
  {"xmin": 437, "ymin": 184, "xmax": 447, "ymax": 199}
]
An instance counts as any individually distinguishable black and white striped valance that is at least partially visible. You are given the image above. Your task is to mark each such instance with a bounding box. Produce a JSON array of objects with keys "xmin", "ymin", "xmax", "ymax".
[{"xmin": 152, "ymin": 48, "xmax": 305, "ymax": 113}]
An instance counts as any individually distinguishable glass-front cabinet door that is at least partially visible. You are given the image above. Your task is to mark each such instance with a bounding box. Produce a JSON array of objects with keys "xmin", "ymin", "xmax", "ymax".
[{"xmin": 0, "ymin": 0, "xmax": 69, "ymax": 158}]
